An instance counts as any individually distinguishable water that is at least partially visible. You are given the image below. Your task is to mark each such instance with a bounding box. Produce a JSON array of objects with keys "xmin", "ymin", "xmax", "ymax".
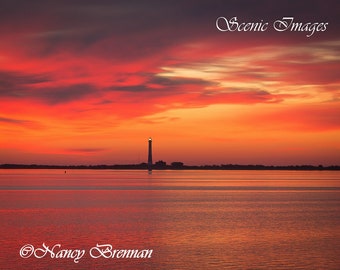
[{"xmin": 0, "ymin": 169, "xmax": 339, "ymax": 269}]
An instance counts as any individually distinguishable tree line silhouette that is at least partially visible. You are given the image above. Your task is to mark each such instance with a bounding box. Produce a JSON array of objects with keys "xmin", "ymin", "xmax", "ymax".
[{"xmin": 1, "ymin": 161, "xmax": 339, "ymax": 170}]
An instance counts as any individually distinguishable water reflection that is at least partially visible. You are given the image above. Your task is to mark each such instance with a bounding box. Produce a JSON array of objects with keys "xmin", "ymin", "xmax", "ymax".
[{"xmin": 0, "ymin": 170, "xmax": 339, "ymax": 269}]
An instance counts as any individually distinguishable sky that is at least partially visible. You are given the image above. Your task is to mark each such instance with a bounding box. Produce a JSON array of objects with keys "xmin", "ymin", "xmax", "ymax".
[{"xmin": 0, "ymin": 0, "xmax": 340, "ymax": 166}]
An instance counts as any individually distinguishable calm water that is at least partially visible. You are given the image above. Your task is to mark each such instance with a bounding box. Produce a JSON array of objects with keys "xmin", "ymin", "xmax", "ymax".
[{"xmin": 0, "ymin": 169, "xmax": 339, "ymax": 269}]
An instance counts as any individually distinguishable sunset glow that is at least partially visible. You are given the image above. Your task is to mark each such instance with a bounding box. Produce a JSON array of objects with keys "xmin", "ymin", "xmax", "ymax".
[{"xmin": 0, "ymin": 1, "xmax": 339, "ymax": 165}]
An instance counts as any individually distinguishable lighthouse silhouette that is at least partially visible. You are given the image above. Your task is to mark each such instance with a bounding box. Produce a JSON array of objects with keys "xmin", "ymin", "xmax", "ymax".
[{"xmin": 148, "ymin": 137, "xmax": 152, "ymax": 171}]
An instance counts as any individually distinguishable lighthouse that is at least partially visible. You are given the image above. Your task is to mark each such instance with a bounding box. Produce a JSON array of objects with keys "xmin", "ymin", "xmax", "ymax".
[{"xmin": 148, "ymin": 137, "xmax": 152, "ymax": 171}]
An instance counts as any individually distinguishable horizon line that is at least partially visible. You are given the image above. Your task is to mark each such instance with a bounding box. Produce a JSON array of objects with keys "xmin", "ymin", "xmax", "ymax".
[{"xmin": 1, "ymin": 163, "xmax": 339, "ymax": 171}]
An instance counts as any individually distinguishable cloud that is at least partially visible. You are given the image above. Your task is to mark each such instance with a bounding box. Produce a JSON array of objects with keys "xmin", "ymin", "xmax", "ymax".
[
  {"xmin": 149, "ymin": 76, "xmax": 214, "ymax": 87},
  {"xmin": 0, "ymin": 70, "xmax": 50, "ymax": 96},
  {"xmin": 0, "ymin": 1, "xmax": 339, "ymax": 118},
  {"xmin": 108, "ymin": 85, "xmax": 149, "ymax": 92},
  {"xmin": 0, "ymin": 116, "xmax": 42, "ymax": 129},
  {"xmin": 193, "ymin": 90, "xmax": 268, "ymax": 106},
  {"xmin": 138, "ymin": 116, "xmax": 180, "ymax": 124},
  {"xmin": 240, "ymin": 103, "xmax": 340, "ymax": 132},
  {"xmin": 65, "ymin": 148, "xmax": 108, "ymax": 153},
  {"xmin": 107, "ymin": 74, "xmax": 214, "ymax": 94},
  {"xmin": 1, "ymin": 35, "xmax": 339, "ymax": 121},
  {"xmin": 0, "ymin": 70, "xmax": 96, "ymax": 104},
  {"xmin": 36, "ymin": 84, "xmax": 96, "ymax": 104}
]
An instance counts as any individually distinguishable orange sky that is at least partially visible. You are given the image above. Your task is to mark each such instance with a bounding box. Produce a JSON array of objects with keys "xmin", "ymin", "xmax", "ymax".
[{"xmin": 0, "ymin": 1, "xmax": 339, "ymax": 165}]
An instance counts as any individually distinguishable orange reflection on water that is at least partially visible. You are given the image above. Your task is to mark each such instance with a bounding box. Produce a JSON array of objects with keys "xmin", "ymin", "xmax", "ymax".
[{"xmin": 0, "ymin": 170, "xmax": 339, "ymax": 269}]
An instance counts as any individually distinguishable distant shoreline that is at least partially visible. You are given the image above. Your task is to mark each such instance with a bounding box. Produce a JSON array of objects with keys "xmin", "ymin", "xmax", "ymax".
[{"xmin": 1, "ymin": 163, "xmax": 339, "ymax": 171}]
